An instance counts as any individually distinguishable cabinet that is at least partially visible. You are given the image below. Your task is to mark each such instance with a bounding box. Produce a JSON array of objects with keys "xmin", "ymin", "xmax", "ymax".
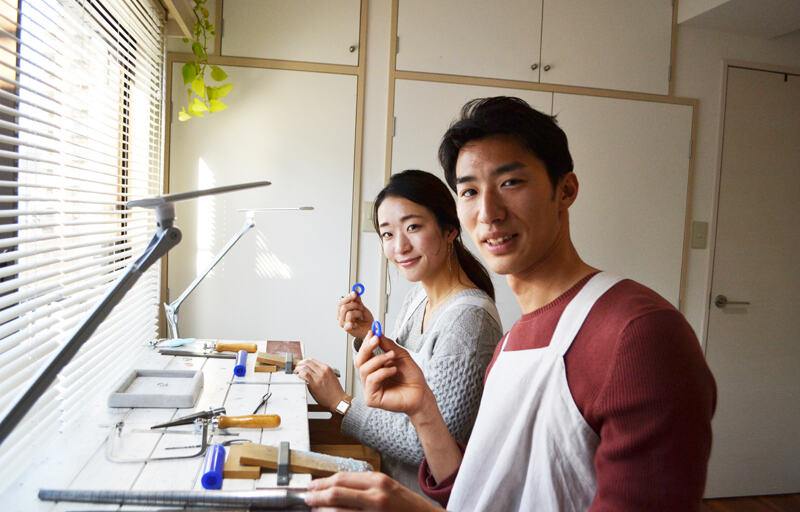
[
  {"xmin": 221, "ymin": 0, "xmax": 361, "ymax": 65},
  {"xmin": 396, "ymin": 0, "xmax": 673, "ymax": 95},
  {"xmin": 386, "ymin": 81, "xmax": 692, "ymax": 331}
]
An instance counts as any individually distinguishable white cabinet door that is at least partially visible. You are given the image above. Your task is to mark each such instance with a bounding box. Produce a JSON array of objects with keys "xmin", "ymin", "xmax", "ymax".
[
  {"xmin": 396, "ymin": 0, "xmax": 542, "ymax": 82},
  {"xmin": 541, "ymin": 0, "xmax": 673, "ymax": 94},
  {"xmin": 388, "ymin": 80, "xmax": 553, "ymax": 334},
  {"xmin": 553, "ymin": 93, "xmax": 692, "ymax": 305},
  {"xmin": 222, "ymin": 0, "xmax": 361, "ymax": 65},
  {"xmin": 168, "ymin": 64, "xmax": 357, "ymax": 387}
]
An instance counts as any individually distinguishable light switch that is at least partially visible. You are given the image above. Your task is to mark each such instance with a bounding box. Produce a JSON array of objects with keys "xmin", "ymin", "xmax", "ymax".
[
  {"xmin": 691, "ymin": 221, "xmax": 708, "ymax": 249},
  {"xmin": 361, "ymin": 201, "xmax": 375, "ymax": 233}
]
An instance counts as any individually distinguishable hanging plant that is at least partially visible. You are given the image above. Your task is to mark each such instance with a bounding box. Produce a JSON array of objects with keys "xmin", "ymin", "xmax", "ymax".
[{"xmin": 178, "ymin": 0, "xmax": 233, "ymax": 121}]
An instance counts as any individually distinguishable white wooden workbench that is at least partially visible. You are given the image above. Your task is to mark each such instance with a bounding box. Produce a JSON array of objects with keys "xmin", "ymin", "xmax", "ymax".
[{"xmin": 2, "ymin": 340, "xmax": 309, "ymax": 510}]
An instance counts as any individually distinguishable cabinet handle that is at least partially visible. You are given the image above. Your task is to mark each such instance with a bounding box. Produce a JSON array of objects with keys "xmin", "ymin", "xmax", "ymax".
[
  {"xmin": 530, "ymin": 63, "xmax": 538, "ymax": 70},
  {"xmin": 349, "ymin": 45, "xmax": 357, "ymax": 53},
  {"xmin": 543, "ymin": 64, "xmax": 551, "ymax": 72}
]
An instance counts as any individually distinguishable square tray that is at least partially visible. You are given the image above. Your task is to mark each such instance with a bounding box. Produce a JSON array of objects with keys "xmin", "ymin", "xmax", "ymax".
[{"xmin": 108, "ymin": 369, "xmax": 203, "ymax": 408}]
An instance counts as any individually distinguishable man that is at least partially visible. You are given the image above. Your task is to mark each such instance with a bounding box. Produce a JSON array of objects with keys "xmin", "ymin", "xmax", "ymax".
[{"xmin": 305, "ymin": 97, "xmax": 716, "ymax": 511}]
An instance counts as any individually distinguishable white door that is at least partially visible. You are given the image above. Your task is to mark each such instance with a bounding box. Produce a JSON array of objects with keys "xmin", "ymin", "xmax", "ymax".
[{"xmin": 704, "ymin": 66, "xmax": 800, "ymax": 497}]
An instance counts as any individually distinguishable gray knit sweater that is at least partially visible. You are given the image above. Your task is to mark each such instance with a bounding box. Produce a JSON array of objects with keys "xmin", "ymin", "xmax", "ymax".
[{"xmin": 341, "ymin": 285, "xmax": 502, "ymax": 492}]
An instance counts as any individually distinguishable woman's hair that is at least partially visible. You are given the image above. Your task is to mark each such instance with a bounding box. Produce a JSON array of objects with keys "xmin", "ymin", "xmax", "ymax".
[{"xmin": 372, "ymin": 169, "xmax": 495, "ymax": 300}]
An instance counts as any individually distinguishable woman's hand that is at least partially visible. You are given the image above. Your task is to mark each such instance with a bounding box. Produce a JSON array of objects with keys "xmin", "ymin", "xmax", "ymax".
[
  {"xmin": 337, "ymin": 292, "xmax": 374, "ymax": 339},
  {"xmin": 354, "ymin": 331, "xmax": 432, "ymax": 418},
  {"xmin": 305, "ymin": 471, "xmax": 442, "ymax": 511},
  {"xmin": 294, "ymin": 359, "xmax": 347, "ymax": 412}
]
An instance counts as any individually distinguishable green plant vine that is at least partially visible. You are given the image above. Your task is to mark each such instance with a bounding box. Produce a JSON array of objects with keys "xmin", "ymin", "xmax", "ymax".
[{"xmin": 178, "ymin": 0, "xmax": 233, "ymax": 121}]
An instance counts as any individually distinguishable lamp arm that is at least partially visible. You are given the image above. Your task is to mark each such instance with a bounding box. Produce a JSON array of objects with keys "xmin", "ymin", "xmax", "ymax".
[
  {"xmin": 164, "ymin": 215, "xmax": 256, "ymax": 338},
  {"xmin": 0, "ymin": 223, "xmax": 182, "ymax": 446}
]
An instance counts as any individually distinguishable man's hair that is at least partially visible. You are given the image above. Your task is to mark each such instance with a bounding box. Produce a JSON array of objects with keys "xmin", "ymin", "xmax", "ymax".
[{"xmin": 438, "ymin": 96, "xmax": 573, "ymax": 191}]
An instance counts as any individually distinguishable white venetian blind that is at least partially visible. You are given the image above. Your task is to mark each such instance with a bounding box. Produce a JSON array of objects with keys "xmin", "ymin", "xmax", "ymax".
[{"xmin": 0, "ymin": 0, "xmax": 165, "ymax": 479}]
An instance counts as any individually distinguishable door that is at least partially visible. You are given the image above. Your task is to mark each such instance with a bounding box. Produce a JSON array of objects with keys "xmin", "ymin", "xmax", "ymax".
[{"xmin": 705, "ymin": 65, "xmax": 800, "ymax": 497}]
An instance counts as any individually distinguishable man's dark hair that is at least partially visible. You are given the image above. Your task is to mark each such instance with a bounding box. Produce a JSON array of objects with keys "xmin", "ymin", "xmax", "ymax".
[{"xmin": 438, "ymin": 96, "xmax": 573, "ymax": 191}]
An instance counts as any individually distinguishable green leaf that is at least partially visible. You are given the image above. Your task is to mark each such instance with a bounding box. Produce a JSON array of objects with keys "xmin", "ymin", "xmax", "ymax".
[
  {"xmin": 188, "ymin": 98, "xmax": 208, "ymax": 117},
  {"xmin": 209, "ymin": 99, "xmax": 228, "ymax": 113},
  {"xmin": 191, "ymin": 76, "xmax": 205, "ymax": 97},
  {"xmin": 210, "ymin": 66, "xmax": 228, "ymax": 82},
  {"xmin": 206, "ymin": 86, "xmax": 217, "ymax": 100},
  {"xmin": 215, "ymin": 83, "xmax": 233, "ymax": 98},
  {"xmin": 200, "ymin": 7, "xmax": 209, "ymax": 18},
  {"xmin": 191, "ymin": 41, "xmax": 206, "ymax": 59},
  {"xmin": 181, "ymin": 61, "xmax": 197, "ymax": 85},
  {"xmin": 178, "ymin": 108, "xmax": 191, "ymax": 122}
]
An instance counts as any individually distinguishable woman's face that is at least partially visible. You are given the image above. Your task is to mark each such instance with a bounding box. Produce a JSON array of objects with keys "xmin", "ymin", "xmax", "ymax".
[{"xmin": 377, "ymin": 196, "xmax": 454, "ymax": 283}]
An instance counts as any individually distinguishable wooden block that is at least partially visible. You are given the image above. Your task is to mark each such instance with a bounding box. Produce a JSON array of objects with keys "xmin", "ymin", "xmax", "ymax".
[
  {"xmin": 239, "ymin": 443, "xmax": 372, "ymax": 478},
  {"xmin": 254, "ymin": 363, "xmax": 278, "ymax": 373},
  {"xmin": 223, "ymin": 443, "xmax": 261, "ymax": 479},
  {"xmin": 267, "ymin": 340, "xmax": 303, "ymax": 360},
  {"xmin": 256, "ymin": 352, "xmax": 286, "ymax": 367}
]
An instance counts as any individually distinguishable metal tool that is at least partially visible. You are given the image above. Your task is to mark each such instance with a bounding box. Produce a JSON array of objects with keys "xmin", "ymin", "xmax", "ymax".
[
  {"xmin": 277, "ymin": 441, "xmax": 291, "ymax": 486},
  {"xmin": 106, "ymin": 420, "xmax": 213, "ymax": 463},
  {"xmin": 38, "ymin": 488, "xmax": 310, "ymax": 510},
  {"xmin": 253, "ymin": 391, "xmax": 272, "ymax": 414},
  {"xmin": 151, "ymin": 407, "xmax": 226, "ymax": 429},
  {"xmin": 151, "ymin": 408, "xmax": 281, "ymax": 430},
  {"xmin": 158, "ymin": 348, "xmax": 236, "ymax": 359}
]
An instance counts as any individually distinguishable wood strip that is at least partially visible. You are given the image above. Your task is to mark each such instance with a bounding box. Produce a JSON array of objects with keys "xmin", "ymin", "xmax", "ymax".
[
  {"xmin": 256, "ymin": 352, "xmax": 286, "ymax": 367},
  {"xmin": 239, "ymin": 443, "xmax": 372, "ymax": 477},
  {"xmin": 223, "ymin": 443, "xmax": 261, "ymax": 479},
  {"xmin": 254, "ymin": 363, "xmax": 277, "ymax": 373}
]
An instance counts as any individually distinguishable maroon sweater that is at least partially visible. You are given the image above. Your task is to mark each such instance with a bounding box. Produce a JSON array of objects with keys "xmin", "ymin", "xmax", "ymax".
[{"xmin": 419, "ymin": 275, "xmax": 717, "ymax": 510}]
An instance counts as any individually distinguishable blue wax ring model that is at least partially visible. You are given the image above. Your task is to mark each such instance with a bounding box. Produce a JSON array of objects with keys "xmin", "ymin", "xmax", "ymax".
[
  {"xmin": 233, "ymin": 350, "xmax": 247, "ymax": 377},
  {"xmin": 201, "ymin": 444, "xmax": 226, "ymax": 489},
  {"xmin": 371, "ymin": 320, "xmax": 382, "ymax": 338},
  {"xmin": 352, "ymin": 283, "xmax": 365, "ymax": 296}
]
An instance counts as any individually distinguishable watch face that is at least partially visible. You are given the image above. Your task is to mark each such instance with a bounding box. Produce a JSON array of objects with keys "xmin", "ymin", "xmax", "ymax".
[{"xmin": 336, "ymin": 400, "xmax": 350, "ymax": 415}]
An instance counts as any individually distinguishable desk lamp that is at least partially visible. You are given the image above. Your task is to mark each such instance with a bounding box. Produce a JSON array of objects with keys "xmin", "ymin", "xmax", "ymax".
[{"xmin": 0, "ymin": 181, "xmax": 270, "ymax": 446}]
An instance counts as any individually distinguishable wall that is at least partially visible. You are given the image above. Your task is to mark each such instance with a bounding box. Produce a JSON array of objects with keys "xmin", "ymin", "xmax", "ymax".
[{"xmin": 672, "ymin": 25, "xmax": 800, "ymax": 342}]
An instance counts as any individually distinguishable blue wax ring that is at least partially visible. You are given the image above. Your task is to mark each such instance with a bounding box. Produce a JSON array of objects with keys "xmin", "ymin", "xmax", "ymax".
[
  {"xmin": 233, "ymin": 350, "xmax": 247, "ymax": 377},
  {"xmin": 352, "ymin": 283, "xmax": 365, "ymax": 296},
  {"xmin": 201, "ymin": 444, "xmax": 226, "ymax": 489},
  {"xmin": 371, "ymin": 320, "xmax": 382, "ymax": 338}
]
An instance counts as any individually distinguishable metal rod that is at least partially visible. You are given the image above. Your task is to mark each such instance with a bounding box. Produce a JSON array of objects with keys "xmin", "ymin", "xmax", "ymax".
[{"xmin": 38, "ymin": 488, "xmax": 309, "ymax": 510}]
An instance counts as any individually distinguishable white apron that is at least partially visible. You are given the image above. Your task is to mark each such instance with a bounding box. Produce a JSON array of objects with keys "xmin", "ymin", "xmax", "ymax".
[
  {"xmin": 399, "ymin": 286, "xmax": 502, "ymax": 369},
  {"xmin": 447, "ymin": 272, "xmax": 622, "ymax": 512}
]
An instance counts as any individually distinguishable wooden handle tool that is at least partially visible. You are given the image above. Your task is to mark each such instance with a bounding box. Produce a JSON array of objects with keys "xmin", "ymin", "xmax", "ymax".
[
  {"xmin": 217, "ymin": 414, "xmax": 281, "ymax": 429},
  {"xmin": 216, "ymin": 342, "xmax": 258, "ymax": 353}
]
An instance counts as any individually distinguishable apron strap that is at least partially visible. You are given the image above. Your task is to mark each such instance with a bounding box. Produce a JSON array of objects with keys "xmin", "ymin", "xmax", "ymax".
[{"xmin": 550, "ymin": 272, "xmax": 623, "ymax": 356}]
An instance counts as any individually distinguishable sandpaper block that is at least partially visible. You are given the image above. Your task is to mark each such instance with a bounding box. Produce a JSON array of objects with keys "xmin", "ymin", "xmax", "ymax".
[
  {"xmin": 256, "ymin": 352, "xmax": 287, "ymax": 367},
  {"xmin": 223, "ymin": 443, "xmax": 261, "ymax": 479},
  {"xmin": 239, "ymin": 443, "xmax": 373, "ymax": 477},
  {"xmin": 266, "ymin": 340, "xmax": 303, "ymax": 360}
]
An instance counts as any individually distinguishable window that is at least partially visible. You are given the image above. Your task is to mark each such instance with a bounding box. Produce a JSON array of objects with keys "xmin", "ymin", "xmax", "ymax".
[{"xmin": 0, "ymin": 0, "xmax": 164, "ymax": 484}]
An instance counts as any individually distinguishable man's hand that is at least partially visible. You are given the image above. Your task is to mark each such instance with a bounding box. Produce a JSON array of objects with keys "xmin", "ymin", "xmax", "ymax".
[
  {"xmin": 305, "ymin": 472, "xmax": 442, "ymax": 511},
  {"xmin": 354, "ymin": 331, "xmax": 432, "ymax": 418},
  {"xmin": 294, "ymin": 359, "xmax": 346, "ymax": 412}
]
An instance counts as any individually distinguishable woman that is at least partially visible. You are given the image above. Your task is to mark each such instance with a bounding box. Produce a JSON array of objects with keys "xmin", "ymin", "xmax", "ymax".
[{"xmin": 294, "ymin": 170, "xmax": 502, "ymax": 493}]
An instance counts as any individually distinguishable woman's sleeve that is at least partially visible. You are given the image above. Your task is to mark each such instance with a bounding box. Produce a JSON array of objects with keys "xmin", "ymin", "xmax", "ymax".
[{"xmin": 340, "ymin": 307, "xmax": 501, "ymax": 466}]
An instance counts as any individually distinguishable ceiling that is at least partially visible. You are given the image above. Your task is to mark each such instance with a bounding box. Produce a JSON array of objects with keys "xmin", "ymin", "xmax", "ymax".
[{"xmin": 678, "ymin": 0, "xmax": 800, "ymax": 39}]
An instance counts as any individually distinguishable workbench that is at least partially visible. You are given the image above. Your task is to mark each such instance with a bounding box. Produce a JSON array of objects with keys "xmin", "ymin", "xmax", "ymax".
[{"xmin": 2, "ymin": 340, "xmax": 310, "ymax": 510}]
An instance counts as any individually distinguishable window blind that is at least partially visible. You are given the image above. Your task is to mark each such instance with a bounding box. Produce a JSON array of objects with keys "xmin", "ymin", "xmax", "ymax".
[{"xmin": 0, "ymin": 0, "xmax": 165, "ymax": 483}]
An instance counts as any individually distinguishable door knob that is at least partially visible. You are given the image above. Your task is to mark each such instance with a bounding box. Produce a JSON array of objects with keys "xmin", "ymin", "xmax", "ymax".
[
  {"xmin": 543, "ymin": 64, "xmax": 551, "ymax": 71},
  {"xmin": 530, "ymin": 63, "xmax": 538, "ymax": 70},
  {"xmin": 714, "ymin": 295, "xmax": 751, "ymax": 308}
]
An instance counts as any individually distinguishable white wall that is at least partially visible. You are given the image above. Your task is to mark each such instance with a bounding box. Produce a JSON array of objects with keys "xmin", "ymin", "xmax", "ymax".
[{"xmin": 672, "ymin": 26, "xmax": 800, "ymax": 341}]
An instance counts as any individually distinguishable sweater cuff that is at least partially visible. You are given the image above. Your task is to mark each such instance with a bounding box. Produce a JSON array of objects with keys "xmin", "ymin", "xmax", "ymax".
[
  {"xmin": 339, "ymin": 396, "xmax": 369, "ymax": 439},
  {"xmin": 418, "ymin": 441, "xmax": 466, "ymax": 507}
]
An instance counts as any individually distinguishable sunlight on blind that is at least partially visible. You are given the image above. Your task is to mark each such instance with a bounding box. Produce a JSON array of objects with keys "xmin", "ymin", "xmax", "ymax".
[{"xmin": 0, "ymin": 0, "xmax": 165, "ymax": 484}]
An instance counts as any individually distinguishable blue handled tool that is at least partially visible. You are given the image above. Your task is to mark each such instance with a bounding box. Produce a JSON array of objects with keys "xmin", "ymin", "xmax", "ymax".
[
  {"xmin": 352, "ymin": 283, "xmax": 365, "ymax": 296},
  {"xmin": 371, "ymin": 320, "xmax": 382, "ymax": 338}
]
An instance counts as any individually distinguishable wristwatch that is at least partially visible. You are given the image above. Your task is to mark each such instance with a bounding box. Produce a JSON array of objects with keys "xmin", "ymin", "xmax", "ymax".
[{"xmin": 334, "ymin": 395, "xmax": 352, "ymax": 416}]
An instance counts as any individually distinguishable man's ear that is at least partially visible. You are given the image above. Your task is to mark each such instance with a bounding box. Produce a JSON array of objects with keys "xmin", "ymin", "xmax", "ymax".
[{"xmin": 558, "ymin": 172, "xmax": 579, "ymax": 209}]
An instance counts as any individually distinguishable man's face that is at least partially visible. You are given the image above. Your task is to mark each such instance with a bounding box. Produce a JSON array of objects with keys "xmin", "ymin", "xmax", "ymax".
[{"xmin": 454, "ymin": 135, "xmax": 575, "ymax": 278}]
